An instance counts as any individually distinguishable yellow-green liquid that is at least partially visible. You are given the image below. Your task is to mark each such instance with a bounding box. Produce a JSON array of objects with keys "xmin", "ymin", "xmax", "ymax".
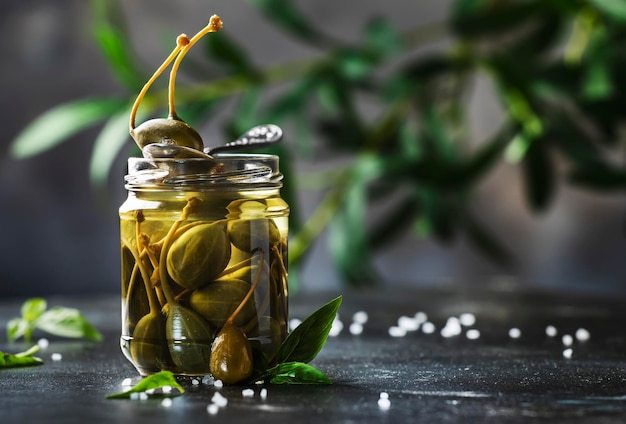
[{"xmin": 119, "ymin": 189, "xmax": 288, "ymax": 376}]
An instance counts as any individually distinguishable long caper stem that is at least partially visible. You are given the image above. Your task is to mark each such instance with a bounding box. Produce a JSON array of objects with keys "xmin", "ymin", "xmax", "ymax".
[
  {"xmin": 158, "ymin": 197, "xmax": 199, "ymax": 306},
  {"xmin": 167, "ymin": 15, "xmax": 223, "ymax": 120},
  {"xmin": 133, "ymin": 213, "xmax": 160, "ymax": 315},
  {"xmin": 129, "ymin": 34, "xmax": 190, "ymax": 131},
  {"xmin": 225, "ymin": 248, "xmax": 265, "ymax": 326}
]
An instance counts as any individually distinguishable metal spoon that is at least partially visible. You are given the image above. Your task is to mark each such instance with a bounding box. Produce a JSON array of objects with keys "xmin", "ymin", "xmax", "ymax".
[
  {"xmin": 142, "ymin": 124, "xmax": 283, "ymax": 159},
  {"xmin": 204, "ymin": 124, "xmax": 283, "ymax": 155}
]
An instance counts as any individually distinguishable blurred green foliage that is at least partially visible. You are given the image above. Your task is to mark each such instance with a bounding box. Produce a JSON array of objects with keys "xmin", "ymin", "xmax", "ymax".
[{"xmin": 10, "ymin": 0, "xmax": 626, "ymax": 286}]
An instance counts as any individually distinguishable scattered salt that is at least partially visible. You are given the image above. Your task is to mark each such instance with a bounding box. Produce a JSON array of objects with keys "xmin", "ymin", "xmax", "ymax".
[
  {"xmin": 388, "ymin": 326, "xmax": 407, "ymax": 338},
  {"xmin": 377, "ymin": 398, "xmax": 391, "ymax": 410},
  {"xmin": 191, "ymin": 378, "xmax": 200, "ymax": 386},
  {"xmin": 459, "ymin": 313, "xmax": 476, "ymax": 327},
  {"xmin": 421, "ymin": 322, "xmax": 436, "ymax": 334},
  {"xmin": 289, "ymin": 318, "xmax": 302, "ymax": 331},
  {"xmin": 202, "ymin": 375, "xmax": 213, "ymax": 385},
  {"xmin": 545, "ymin": 325, "xmax": 558, "ymax": 337},
  {"xmin": 51, "ymin": 353, "xmax": 62, "ymax": 361},
  {"xmin": 466, "ymin": 329, "xmax": 481, "ymax": 340},
  {"xmin": 414, "ymin": 312, "xmax": 428, "ymax": 324},
  {"xmin": 575, "ymin": 328, "xmax": 590, "ymax": 342},
  {"xmin": 130, "ymin": 392, "xmax": 140, "ymax": 400},
  {"xmin": 139, "ymin": 392, "xmax": 149, "ymax": 401},
  {"xmin": 562, "ymin": 334, "xmax": 573, "ymax": 346},
  {"xmin": 211, "ymin": 392, "xmax": 228, "ymax": 407},
  {"xmin": 563, "ymin": 348, "xmax": 573, "ymax": 359},
  {"xmin": 441, "ymin": 318, "xmax": 462, "ymax": 338},
  {"xmin": 161, "ymin": 398, "xmax": 173, "ymax": 408},
  {"xmin": 260, "ymin": 388, "xmax": 268, "ymax": 400},
  {"xmin": 508, "ymin": 328, "xmax": 521, "ymax": 339},
  {"xmin": 162, "ymin": 385, "xmax": 172, "ymax": 394},
  {"xmin": 329, "ymin": 317, "xmax": 343, "ymax": 337},
  {"xmin": 213, "ymin": 380, "xmax": 224, "ymax": 388},
  {"xmin": 37, "ymin": 338, "xmax": 49, "ymax": 349},
  {"xmin": 379, "ymin": 392, "xmax": 389, "ymax": 400},
  {"xmin": 122, "ymin": 378, "xmax": 133, "ymax": 386},
  {"xmin": 207, "ymin": 404, "xmax": 219, "ymax": 415},
  {"xmin": 242, "ymin": 388, "xmax": 255, "ymax": 398},
  {"xmin": 349, "ymin": 322, "xmax": 363, "ymax": 335},
  {"xmin": 398, "ymin": 316, "xmax": 420, "ymax": 331},
  {"xmin": 352, "ymin": 311, "xmax": 369, "ymax": 324}
]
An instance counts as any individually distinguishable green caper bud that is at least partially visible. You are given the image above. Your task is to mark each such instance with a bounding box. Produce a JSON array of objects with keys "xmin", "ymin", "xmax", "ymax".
[
  {"xmin": 166, "ymin": 305, "xmax": 214, "ymax": 374},
  {"xmin": 228, "ymin": 219, "xmax": 281, "ymax": 252},
  {"xmin": 166, "ymin": 221, "xmax": 231, "ymax": 290},
  {"xmin": 130, "ymin": 117, "xmax": 204, "ymax": 151},
  {"xmin": 189, "ymin": 279, "xmax": 257, "ymax": 328},
  {"xmin": 130, "ymin": 312, "xmax": 171, "ymax": 373},
  {"xmin": 210, "ymin": 322, "xmax": 253, "ymax": 384}
]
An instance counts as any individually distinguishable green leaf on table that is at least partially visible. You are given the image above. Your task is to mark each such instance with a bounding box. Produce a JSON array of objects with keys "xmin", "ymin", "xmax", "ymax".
[
  {"xmin": 274, "ymin": 296, "xmax": 342, "ymax": 364},
  {"xmin": 37, "ymin": 307, "xmax": 103, "ymax": 341},
  {"xmin": 106, "ymin": 371, "xmax": 185, "ymax": 399},
  {"xmin": 10, "ymin": 98, "xmax": 126, "ymax": 159},
  {"xmin": 21, "ymin": 298, "xmax": 47, "ymax": 323},
  {"xmin": 267, "ymin": 362, "xmax": 332, "ymax": 384},
  {"xmin": 0, "ymin": 345, "xmax": 43, "ymax": 369},
  {"xmin": 7, "ymin": 318, "xmax": 31, "ymax": 344}
]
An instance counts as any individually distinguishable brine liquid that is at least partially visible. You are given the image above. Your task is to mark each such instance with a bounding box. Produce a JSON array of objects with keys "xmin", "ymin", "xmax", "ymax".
[{"xmin": 119, "ymin": 191, "xmax": 288, "ymax": 376}]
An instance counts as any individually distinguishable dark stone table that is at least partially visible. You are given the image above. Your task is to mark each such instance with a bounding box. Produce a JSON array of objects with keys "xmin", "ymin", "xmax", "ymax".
[{"xmin": 2, "ymin": 286, "xmax": 626, "ymax": 423}]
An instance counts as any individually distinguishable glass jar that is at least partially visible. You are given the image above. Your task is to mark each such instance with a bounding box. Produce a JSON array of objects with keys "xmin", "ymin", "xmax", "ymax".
[{"xmin": 119, "ymin": 154, "xmax": 289, "ymax": 377}]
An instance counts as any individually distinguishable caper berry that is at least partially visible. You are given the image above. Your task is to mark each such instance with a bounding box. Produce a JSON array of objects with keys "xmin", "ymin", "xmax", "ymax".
[
  {"xmin": 130, "ymin": 312, "xmax": 171, "ymax": 373},
  {"xmin": 189, "ymin": 279, "xmax": 257, "ymax": 328},
  {"xmin": 209, "ymin": 322, "xmax": 253, "ymax": 384},
  {"xmin": 166, "ymin": 221, "xmax": 231, "ymax": 290},
  {"xmin": 131, "ymin": 117, "xmax": 204, "ymax": 151},
  {"xmin": 166, "ymin": 305, "xmax": 214, "ymax": 374},
  {"xmin": 228, "ymin": 218, "xmax": 281, "ymax": 252}
]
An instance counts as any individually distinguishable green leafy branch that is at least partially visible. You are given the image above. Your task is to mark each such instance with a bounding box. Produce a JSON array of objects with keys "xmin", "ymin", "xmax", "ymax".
[
  {"xmin": 7, "ymin": 298, "xmax": 103, "ymax": 343},
  {"xmin": 10, "ymin": 0, "xmax": 626, "ymax": 287}
]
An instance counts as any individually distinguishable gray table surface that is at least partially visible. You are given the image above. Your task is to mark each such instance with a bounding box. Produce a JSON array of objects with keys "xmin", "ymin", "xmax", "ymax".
[{"xmin": 2, "ymin": 286, "xmax": 626, "ymax": 423}]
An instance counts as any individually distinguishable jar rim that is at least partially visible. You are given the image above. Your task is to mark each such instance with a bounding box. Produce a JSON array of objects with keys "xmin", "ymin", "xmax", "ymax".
[{"xmin": 125, "ymin": 153, "xmax": 283, "ymax": 189}]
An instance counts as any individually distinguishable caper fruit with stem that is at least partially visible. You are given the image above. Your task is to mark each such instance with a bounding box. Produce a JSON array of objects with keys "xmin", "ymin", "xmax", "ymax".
[
  {"xmin": 128, "ymin": 15, "xmax": 223, "ymax": 151},
  {"xmin": 228, "ymin": 218, "xmax": 281, "ymax": 252},
  {"xmin": 189, "ymin": 278, "xmax": 257, "ymax": 328},
  {"xmin": 210, "ymin": 249, "xmax": 265, "ymax": 384}
]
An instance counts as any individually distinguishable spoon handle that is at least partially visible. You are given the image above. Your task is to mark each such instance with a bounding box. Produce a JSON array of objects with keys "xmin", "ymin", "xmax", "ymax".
[{"xmin": 206, "ymin": 124, "xmax": 283, "ymax": 155}]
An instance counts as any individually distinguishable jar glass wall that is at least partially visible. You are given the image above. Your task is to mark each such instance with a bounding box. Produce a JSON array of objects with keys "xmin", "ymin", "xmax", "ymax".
[{"xmin": 119, "ymin": 154, "xmax": 289, "ymax": 378}]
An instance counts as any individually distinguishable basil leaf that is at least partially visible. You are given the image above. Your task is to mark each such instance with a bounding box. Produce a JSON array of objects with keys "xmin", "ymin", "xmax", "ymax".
[
  {"xmin": 7, "ymin": 318, "xmax": 30, "ymax": 343},
  {"xmin": 106, "ymin": 371, "xmax": 185, "ymax": 399},
  {"xmin": 21, "ymin": 298, "xmax": 47, "ymax": 323},
  {"xmin": 274, "ymin": 295, "xmax": 342, "ymax": 364},
  {"xmin": 37, "ymin": 307, "xmax": 103, "ymax": 341},
  {"xmin": 267, "ymin": 362, "xmax": 332, "ymax": 384},
  {"xmin": 0, "ymin": 346, "xmax": 43, "ymax": 369}
]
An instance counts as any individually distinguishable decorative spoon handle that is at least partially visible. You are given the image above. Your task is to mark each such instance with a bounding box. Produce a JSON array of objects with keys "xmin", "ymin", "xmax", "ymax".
[{"xmin": 205, "ymin": 124, "xmax": 283, "ymax": 155}]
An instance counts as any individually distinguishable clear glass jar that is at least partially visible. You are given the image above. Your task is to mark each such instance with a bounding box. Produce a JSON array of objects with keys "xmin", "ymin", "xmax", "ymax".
[{"xmin": 119, "ymin": 154, "xmax": 289, "ymax": 377}]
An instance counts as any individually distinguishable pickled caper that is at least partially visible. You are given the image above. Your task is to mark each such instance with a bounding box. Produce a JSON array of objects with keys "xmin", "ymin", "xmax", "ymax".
[
  {"xmin": 130, "ymin": 312, "xmax": 170, "ymax": 373},
  {"xmin": 166, "ymin": 221, "xmax": 231, "ymax": 290},
  {"xmin": 189, "ymin": 279, "xmax": 257, "ymax": 328},
  {"xmin": 209, "ymin": 322, "xmax": 253, "ymax": 384},
  {"xmin": 166, "ymin": 304, "xmax": 214, "ymax": 374},
  {"xmin": 131, "ymin": 117, "xmax": 204, "ymax": 150},
  {"xmin": 228, "ymin": 218, "xmax": 281, "ymax": 252}
]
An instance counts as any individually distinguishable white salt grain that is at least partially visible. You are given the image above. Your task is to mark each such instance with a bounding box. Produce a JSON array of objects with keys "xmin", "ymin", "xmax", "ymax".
[
  {"xmin": 260, "ymin": 388, "xmax": 268, "ymax": 399},
  {"xmin": 202, "ymin": 375, "xmax": 213, "ymax": 385},
  {"xmin": 139, "ymin": 392, "xmax": 149, "ymax": 401},
  {"xmin": 545, "ymin": 325, "xmax": 558, "ymax": 337},
  {"xmin": 162, "ymin": 385, "xmax": 172, "ymax": 394},
  {"xmin": 379, "ymin": 392, "xmax": 389, "ymax": 400},
  {"xmin": 213, "ymin": 380, "xmax": 224, "ymax": 388},
  {"xmin": 349, "ymin": 322, "xmax": 363, "ymax": 335},
  {"xmin": 388, "ymin": 326, "xmax": 406, "ymax": 338},
  {"xmin": 191, "ymin": 378, "xmax": 200, "ymax": 386},
  {"xmin": 329, "ymin": 317, "xmax": 343, "ymax": 337},
  {"xmin": 459, "ymin": 313, "xmax": 476, "ymax": 327},
  {"xmin": 441, "ymin": 318, "xmax": 462, "ymax": 338},
  {"xmin": 211, "ymin": 392, "xmax": 228, "ymax": 407},
  {"xmin": 130, "ymin": 392, "xmax": 140, "ymax": 400},
  {"xmin": 378, "ymin": 398, "xmax": 391, "ymax": 410},
  {"xmin": 421, "ymin": 322, "xmax": 436, "ymax": 334},
  {"xmin": 122, "ymin": 378, "xmax": 133, "ymax": 386},
  {"xmin": 398, "ymin": 316, "xmax": 420, "ymax": 331},
  {"xmin": 161, "ymin": 398, "xmax": 173, "ymax": 408},
  {"xmin": 51, "ymin": 353, "xmax": 62, "ymax": 361},
  {"xmin": 289, "ymin": 318, "xmax": 302, "ymax": 331},
  {"xmin": 508, "ymin": 328, "xmax": 521, "ymax": 339},
  {"xmin": 414, "ymin": 312, "xmax": 428, "ymax": 324},
  {"xmin": 37, "ymin": 338, "xmax": 49, "ymax": 349},
  {"xmin": 563, "ymin": 348, "xmax": 573, "ymax": 359},
  {"xmin": 207, "ymin": 404, "xmax": 219, "ymax": 415},
  {"xmin": 466, "ymin": 329, "xmax": 481, "ymax": 340},
  {"xmin": 562, "ymin": 334, "xmax": 573, "ymax": 346},
  {"xmin": 242, "ymin": 388, "xmax": 255, "ymax": 398},
  {"xmin": 575, "ymin": 328, "xmax": 590, "ymax": 342},
  {"xmin": 352, "ymin": 311, "xmax": 368, "ymax": 324}
]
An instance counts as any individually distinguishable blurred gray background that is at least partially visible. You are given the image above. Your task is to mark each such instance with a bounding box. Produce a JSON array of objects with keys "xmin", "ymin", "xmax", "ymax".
[{"xmin": 1, "ymin": 0, "xmax": 626, "ymax": 299}]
